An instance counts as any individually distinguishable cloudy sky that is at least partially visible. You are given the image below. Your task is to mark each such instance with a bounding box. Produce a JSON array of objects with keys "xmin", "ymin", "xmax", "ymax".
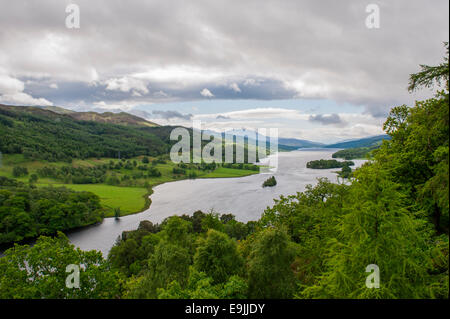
[{"xmin": 0, "ymin": 0, "xmax": 448, "ymax": 142}]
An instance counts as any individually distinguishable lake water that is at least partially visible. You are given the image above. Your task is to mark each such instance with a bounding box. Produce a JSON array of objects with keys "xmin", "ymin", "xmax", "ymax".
[{"xmin": 68, "ymin": 149, "xmax": 366, "ymax": 257}]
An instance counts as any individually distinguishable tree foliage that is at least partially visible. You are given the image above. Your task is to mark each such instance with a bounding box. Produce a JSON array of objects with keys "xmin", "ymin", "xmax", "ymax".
[{"xmin": 0, "ymin": 232, "xmax": 121, "ymax": 298}]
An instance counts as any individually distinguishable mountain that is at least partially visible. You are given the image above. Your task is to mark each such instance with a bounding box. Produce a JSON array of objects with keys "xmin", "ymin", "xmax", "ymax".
[
  {"xmin": 0, "ymin": 103, "xmax": 68, "ymax": 118},
  {"xmin": 325, "ymin": 135, "xmax": 391, "ymax": 149},
  {"xmin": 203, "ymin": 129, "xmax": 323, "ymax": 149},
  {"xmin": 1, "ymin": 104, "xmax": 390, "ymax": 160},
  {"xmin": 69, "ymin": 111, "xmax": 158, "ymax": 127},
  {"xmin": 0, "ymin": 104, "xmax": 173, "ymax": 162},
  {"xmin": 33, "ymin": 105, "xmax": 76, "ymax": 114},
  {"xmin": 278, "ymin": 138, "xmax": 325, "ymax": 148},
  {"xmin": 1, "ymin": 104, "xmax": 159, "ymax": 127}
]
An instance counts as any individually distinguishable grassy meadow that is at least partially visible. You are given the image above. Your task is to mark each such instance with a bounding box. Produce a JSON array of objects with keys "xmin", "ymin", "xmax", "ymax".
[{"xmin": 0, "ymin": 154, "xmax": 259, "ymax": 217}]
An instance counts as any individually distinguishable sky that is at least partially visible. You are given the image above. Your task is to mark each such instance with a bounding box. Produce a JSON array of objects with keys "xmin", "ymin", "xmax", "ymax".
[{"xmin": 0, "ymin": 0, "xmax": 448, "ymax": 143}]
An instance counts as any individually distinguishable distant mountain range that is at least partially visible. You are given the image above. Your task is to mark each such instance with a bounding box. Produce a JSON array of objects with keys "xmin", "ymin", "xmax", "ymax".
[
  {"xmin": 4, "ymin": 104, "xmax": 390, "ymax": 150},
  {"xmin": 324, "ymin": 135, "xmax": 391, "ymax": 149},
  {"xmin": 202, "ymin": 128, "xmax": 388, "ymax": 150},
  {"xmin": 277, "ymin": 138, "xmax": 325, "ymax": 148}
]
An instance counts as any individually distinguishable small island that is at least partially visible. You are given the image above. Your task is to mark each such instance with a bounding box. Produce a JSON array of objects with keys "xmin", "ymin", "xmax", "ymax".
[
  {"xmin": 306, "ymin": 159, "xmax": 354, "ymax": 169},
  {"xmin": 262, "ymin": 176, "xmax": 277, "ymax": 187}
]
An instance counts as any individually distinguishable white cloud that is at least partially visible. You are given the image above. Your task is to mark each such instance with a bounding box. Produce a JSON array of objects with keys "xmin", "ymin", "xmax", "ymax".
[
  {"xmin": 0, "ymin": 92, "xmax": 53, "ymax": 106},
  {"xmin": 105, "ymin": 76, "xmax": 149, "ymax": 95},
  {"xmin": 229, "ymin": 82, "xmax": 241, "ymax": 92},
  {"xmin": 243, "ymin": 78, "xmax": 263, "ymax": 87},
  {"xmin": 200, "ymin": 88, "xmax": 214, "ymax": 98},
  {"xmin": 0, "ymin": 73, "xmax": 24, "ymax": 94},
  {"xmin": 0, "ymin": 71, "xmax": 52, "ymax": 106},
  {"xmin": 195, "ymin": 108, "xmax": 309, "ymax": 120},
  {"xmin": 92, "ymin": 100, "xmax": 138, "ymax": 111},
  {"xmin": 134, "ymin": 66, "xmax": 227, "ymax": 86}
]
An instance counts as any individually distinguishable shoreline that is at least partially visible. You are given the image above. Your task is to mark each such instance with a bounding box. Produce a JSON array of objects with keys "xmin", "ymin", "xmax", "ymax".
[
  {"xmin": 0, "ymin": 167, "xmax": 261, "ymax": 254},
  {"xmin": 106, "ymin": 167, "xmax": 262, "ymax": 219},
  {"xmin": 61, "ymin": 149, "xmax": 365, "ymax": 256}
]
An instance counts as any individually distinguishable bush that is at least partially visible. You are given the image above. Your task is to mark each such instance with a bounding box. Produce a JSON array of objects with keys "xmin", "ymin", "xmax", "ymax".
[
  {"xmin": 12, "ymin": 166, "xmax": 28, "ymax": 177},
  {"xmin": 262, "ymin": 176, "xmax": 277, "ymax": 187}
]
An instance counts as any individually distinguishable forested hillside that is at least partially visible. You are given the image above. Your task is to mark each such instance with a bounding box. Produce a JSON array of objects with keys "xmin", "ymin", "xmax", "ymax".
[
  {"xmin": 325, "ymin": 134, "xmax": 390, "ymax": 149},
  {"xmin": 0, "ymin": 105, "xmax": 173, "ymax": 162}
]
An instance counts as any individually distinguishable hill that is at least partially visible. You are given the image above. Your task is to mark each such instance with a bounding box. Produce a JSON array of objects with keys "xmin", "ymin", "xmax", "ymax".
[
  {"xmin": 0, "ymin": 104, "xmax": 173, "ymax": 162},
  {"xmin": 33, "ymin": 105, "xmax": 76, "ymax": 114},
  {"xmin": 69, "ymin": 111, "xmax": 158, "ymax": 127},
  {"xmin": 1, "ymin": 104, "xmax": 159, "ymax": 127},
  {"xmin": 325, "ymin": 134, "xmax": 391, "ymax": 149},
  {"xmin": 204, "ymin": 129, "xmax": 324, "ymax": 150},
  {"xmin": 278, "ymin": 137, "xmax": 324, "ymax": 148}
]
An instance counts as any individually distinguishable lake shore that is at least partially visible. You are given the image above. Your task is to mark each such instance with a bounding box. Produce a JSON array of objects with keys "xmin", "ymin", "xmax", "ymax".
[{"xmin": 67, "ymin": 149, "xmax": 365, "ymax": 257}]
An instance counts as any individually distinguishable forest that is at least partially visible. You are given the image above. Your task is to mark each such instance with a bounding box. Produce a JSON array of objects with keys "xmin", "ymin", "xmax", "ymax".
[
  {"xmin": 306, "ymin": 159, "xmax": 355, "ymax": 169},
  {"xmin": 0, "ymin": 105, "xmax": 175, "ymax": 162},
  {"xmin": 0, "ymin": 48, "xmax": 448, "ymax": 299},
  {"xmin": 0, "ymin": 176, "xmax": 103, "ymax": 244},
  {"xmin": 332, "ymin": 146, "xmax": 378, "ymax": 160}
]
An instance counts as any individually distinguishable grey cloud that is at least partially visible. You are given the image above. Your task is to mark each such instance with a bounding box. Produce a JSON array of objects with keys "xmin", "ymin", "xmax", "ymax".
[
  {"xmin": 0, "ymin": 0, "xmax": 448, "ymax": 115},
  {"xmin": 309, "ymin": 113, "xmax": 345, "ymax": 125},
  {"xmin": 216, "ymin": 115, "xmax": 230, "ymax": 119},
  {"xmin": 152, "ymin": 110, "xmax": 193, "ymax": 120},
  {"xmin": 22, "ymin": 76, "xmax": 297, "ymax": 107}
]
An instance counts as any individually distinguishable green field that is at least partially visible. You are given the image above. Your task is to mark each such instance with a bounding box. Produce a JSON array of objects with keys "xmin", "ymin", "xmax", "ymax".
[
  {"xmin": 51, "ymin": 184, "xmax": 149, "ymax": 217},
  {"xmin": 202, "ymin": 167, "xmax": 259, "ymax": 178},
  {"xmin": 0, "ymin": 154, "xmax": 259, "ymax": 217}
]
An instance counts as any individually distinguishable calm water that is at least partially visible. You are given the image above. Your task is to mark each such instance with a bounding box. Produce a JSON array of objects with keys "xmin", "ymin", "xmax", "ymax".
[{"xmin": 68, "ymin": 149, "xmax": 366, "ymax": 257}]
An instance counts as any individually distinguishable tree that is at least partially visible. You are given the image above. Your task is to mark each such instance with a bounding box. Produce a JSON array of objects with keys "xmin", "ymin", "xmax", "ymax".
[
  {"xmin": 28, "ymin": 173, "xmax": 38, "ymax": 184},
  {"xmin": 408, "ymin": 42, "xmax": 449, "ymax": 92},
  {"xmin": 160, "ymin": 216, "xmax": 193, "ymax": 246},
  {"xmin": 302, "ymin": 165, "xmax": 433, "ymax": 298},
  {"xmin": 194, "ymin": 229, "xmax": 244, "ymax": 284},
  {"xmin": 339, "ymin": 164, "xmax": 352, "ymax": 179},
  {"xmin": 201, "ymin": 212, "xmax": 225, "ymax": 232},
  {"xmin": 262, "ymin": 176, "xmax": 277, "ymax": 187},
  {"xmin": 247, "ymin": 227, "xmax": 296, "ymax": 298},
  {"xmin": 377, "ymin": 43, "xmax": 449, "ymax": 233},
  {"xmin": 12, "ymin": 166, "xmax": 28, "ymax": 177},
  {"xmin": 0, "ymin": 232, "xmax": 120, "ymax": 298},
  {"xmin": 108, "ymin": 237, "xmax": 139, "ymax": 276},
  {"xmin": 127, "ymin": 240, "xmax": 191, "ymax": 298},
  {"xmin": 114, "ymin": 207, "xmax": 121, "ymax": 220},
  {"xmin": 156, "ymin": 269, "xmax": 248, "ymax": 299}
]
